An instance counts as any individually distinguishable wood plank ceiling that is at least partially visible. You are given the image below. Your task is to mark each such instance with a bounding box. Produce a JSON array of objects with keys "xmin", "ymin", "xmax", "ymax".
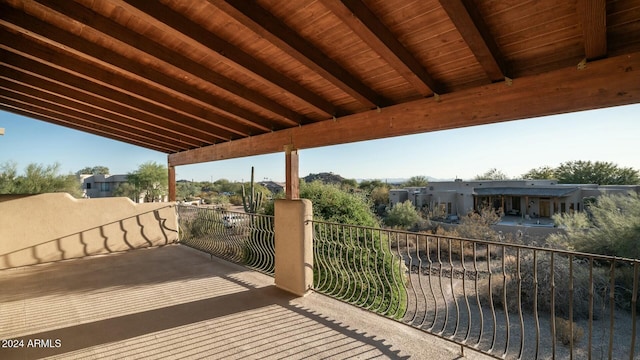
[{"xmin": 1, "ymin": 0, "xmax": 640, "ymax": 165}]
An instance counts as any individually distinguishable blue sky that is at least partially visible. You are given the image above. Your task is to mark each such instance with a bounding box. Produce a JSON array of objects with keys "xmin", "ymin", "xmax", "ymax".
[{"xmin": 1, "ymin": 103, "xmax": 639, "ymax": 182}]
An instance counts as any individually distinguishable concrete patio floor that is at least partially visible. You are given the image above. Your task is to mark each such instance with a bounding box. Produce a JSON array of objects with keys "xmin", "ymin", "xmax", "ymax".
[{"xmin": 0, "ymin": 244, "xmax": 492, "ymax": 359}]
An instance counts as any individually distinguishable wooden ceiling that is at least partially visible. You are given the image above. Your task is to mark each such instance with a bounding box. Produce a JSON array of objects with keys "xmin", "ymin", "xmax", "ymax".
[{"xmin": 1, "ymin": 0, "xmax": 639, "ymax": 166}]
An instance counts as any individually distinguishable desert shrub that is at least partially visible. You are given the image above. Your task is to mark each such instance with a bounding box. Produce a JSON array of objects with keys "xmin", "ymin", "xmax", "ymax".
[
  {"xmin": 228, "ymin": 194, "xmax": 243, "ymax": 206},
  {"xmin": 181, "ymin": 207, "xmax": 224, "ymax": 239},
  {"xmin": 385, "ymin": 200, "xmax": 422, "ymax": 229},
  {"xmin": 549, "ymin": 192, "xmax": 640, "ymax": 259},
  {"xmin": 554, "ymin": 316, "xmax": 584, "ymax": 346},
  {"xmin": 429, "ymin": 227, "xmax": 499, "ymax": 262},
  {"xmin": 456, "ymin": 206, "xmax": 501, "ymax": 241},
  {"xmin": 480, "ymin": 252, "xmax": 608, "ymax": 320}
]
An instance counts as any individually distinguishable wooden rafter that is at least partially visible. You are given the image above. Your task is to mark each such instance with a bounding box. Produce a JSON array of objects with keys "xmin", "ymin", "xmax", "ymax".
[
  {"xmin": 0, "ymin": 29, "xmax": 257, "ymax": 139},
  {"xmin": 579, "ymin": 0, "xmax": 607, "ymax": 60},
  {"xmin": 208, "ymin": 0, "xmax": 389, "ymax": 108},
  {"xmin": 0, "ymin": 67, "xmax": 216, "ymax": 146},
  {"xmin": 0, "ymin": 101, "xmax": 178, "ymax": 153},
  {"xmin": 0, "ymin": 77, "xmax": 202, "ymax": 148},
  {"xmin": 31, "ymin": 0, "xmax": 309, "ymax": 127},
  {"xmin": 0, "ymin": 5, "xmax": 285, "ymax": 133},
  {"xmin": 439, "ymin": 0, "xmax": 506, "ymax": 82},
  {"xmin": 320, "ymin": 0, "xmax": 444, "ymax": 96},
  {"xmin": 0, "ymin": 51, "xmax": 239, "ymax": 144},
  {"xmin": 119, "ymin": 0, "xmax": 341, "ymax": 118}
]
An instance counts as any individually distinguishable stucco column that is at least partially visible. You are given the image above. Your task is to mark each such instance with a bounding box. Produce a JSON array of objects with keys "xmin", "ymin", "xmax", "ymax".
[{"xmin": 274, "ymin": 199, "xmax": 313, "ymax": 296}]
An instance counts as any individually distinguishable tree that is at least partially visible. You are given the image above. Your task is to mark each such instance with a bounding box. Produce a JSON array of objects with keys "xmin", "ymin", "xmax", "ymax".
[
  {"xmin": 76, "ymin": 166, "xmax": 110, "ymax": 175},
  {"xmin": 0, "ymin": 161, "xmax": 82, "ymax": 197},
  {"xmin": 474, "ymin": 168, "xmax": 508, "ymax": 180},
  {"xmin": 112, "ymin": 182, "xmax": 138, "ymax": 201},
  {"xmin": 340, "ymin": 178, "xmax": 358, "ymax": 190},
  {"xmin": 521, "ymin": 166, "xmax": 556, "ymax": 180},
  {"xmin": 403, "ymin": 175, "xmax": 429, "ymax": 187},
  {"xmin": 299, "ymin": 181, "xmax": 379, "ymax": 227},
  {"xmin": 455, "ymin": 206, "xmax": 501, "ymax": 241},
  {"xmin": 385, "ymin": 200, "xmax": 421, "ymax": 229},
  {"xmin": 177, "ymin": 181, "xmax": 200, "ymax": 200},
  {"xmin": 548, "ymin": 192, "xmax": 640, "ymax": 258},
  {"xmin": 127, "ymin": 161, "xmax": 168, "ymax": 202},
  {"xmin": 0, "ymin": 161, "xmax": 18, "ymax": 194},
  {"xmin": 370, "ymin": 186, "xmax": 389, "ymax": 208},
  {"xmin": 555, "ymin": 160, "xmax": 639, "ymax": 185},
  {"xmin": 359, "ymin": 179, "xmax": 385, "ymax": 192}
]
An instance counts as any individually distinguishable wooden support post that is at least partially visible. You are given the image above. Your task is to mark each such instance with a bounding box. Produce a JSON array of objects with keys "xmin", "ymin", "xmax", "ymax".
[
  {"xmin": 285, "ymin": 145, "xmax": 299, "ymax": 200},
  {"xmin": 168, "ymin": 164, "xmax": 176, "ymax": 202}
]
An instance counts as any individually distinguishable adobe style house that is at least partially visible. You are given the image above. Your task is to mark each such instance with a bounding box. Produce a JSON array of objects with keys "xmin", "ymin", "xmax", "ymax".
[
  {"xmin": 79, "ymin": 174, "xmax": 130, "ymax": 199},
  {"xmin": 79, "ymin": 174, "xmax": 168, "ymax": 202},
  {"xmin": 390, "ymin": 180, "xmax": 640, "ymax": 218}
]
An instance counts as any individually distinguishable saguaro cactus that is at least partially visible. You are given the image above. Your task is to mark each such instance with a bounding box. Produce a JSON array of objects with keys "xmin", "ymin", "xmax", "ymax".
[{"xmin": 242, "ymin": 166, "xmax": 263, "ymax": 213}]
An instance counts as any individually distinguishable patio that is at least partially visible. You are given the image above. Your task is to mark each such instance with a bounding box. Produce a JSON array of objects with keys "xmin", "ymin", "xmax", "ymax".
[{"xmin": 0, "ymin": 244, "xmax": 489, "ymax": 359}]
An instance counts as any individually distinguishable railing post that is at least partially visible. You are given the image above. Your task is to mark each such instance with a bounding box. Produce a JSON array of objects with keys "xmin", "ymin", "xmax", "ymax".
[{"xmin": 274, "ymin": 199, "xmax": 313, "ymax": 296}]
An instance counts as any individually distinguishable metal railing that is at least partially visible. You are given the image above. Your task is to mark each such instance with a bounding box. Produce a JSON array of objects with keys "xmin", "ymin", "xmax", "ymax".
[
  {"xmin": 311, "ymin": 220, "xmax": 639, "ymax": 360},
  {"xmin": 177, "ymin": 206, "xmax": 275, "ymax": 275}
]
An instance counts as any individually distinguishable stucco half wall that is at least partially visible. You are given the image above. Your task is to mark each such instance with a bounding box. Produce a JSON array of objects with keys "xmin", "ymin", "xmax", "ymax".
[{"xmin": 0, "ymin": 193, "xmax": 178, "ymax": 269}]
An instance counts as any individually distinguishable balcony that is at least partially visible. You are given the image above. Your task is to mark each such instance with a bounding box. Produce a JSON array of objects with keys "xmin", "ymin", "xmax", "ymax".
[
  {"xmin": 2, "ymin": 195, "xmax": 638, "ymax": 359},
  {"xmin": 0, "ymin": 244, "xmax": 475, "ymax": 360}
]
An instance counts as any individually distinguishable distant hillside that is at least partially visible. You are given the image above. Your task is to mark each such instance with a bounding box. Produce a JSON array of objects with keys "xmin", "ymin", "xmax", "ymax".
[
  {"xmin": 356, "ymin": 176, "xmax": 451, "ymax": 185},
  {"xmin": 303, "ymin": 172, "xmax": 346, "ymax": 185},
  {"xmin": 302, "ymin": 173, "xmax": 451, "ymax": 186}
]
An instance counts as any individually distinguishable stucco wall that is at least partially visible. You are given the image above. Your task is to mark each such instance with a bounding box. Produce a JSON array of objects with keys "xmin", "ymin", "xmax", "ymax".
[{"xmin": 0, "ymin": 193, "xmax": 178, "ymax": 269}]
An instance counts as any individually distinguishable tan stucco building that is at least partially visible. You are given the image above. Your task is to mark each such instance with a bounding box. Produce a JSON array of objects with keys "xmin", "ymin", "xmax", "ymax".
[{"xmin": 390, "ymin": 180, "xmax": 640, "ymax": 218}]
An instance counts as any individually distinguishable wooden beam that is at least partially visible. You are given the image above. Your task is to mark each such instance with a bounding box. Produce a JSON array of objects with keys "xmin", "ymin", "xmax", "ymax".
[
  {"xmin": 579, "ymin": 0, "xmax": 607, "ymax": 60},
  {"xmin": 209, "ymin": 0, "xmax": 389, "ymax": 108},
  {"xmin": 120, "ymin": 0, "xmax": 341, "ymax": 118},
  {"xmin": 168, "ymin": 165, "xmax": 176, "ymax": 202},
  {"xmin": 321, "ymin": 0, "xmax": 443, "ymax": 96},
  {"xmin": 169, "ymin": 51, "xmax": 640, "ymax": 166},
  {"xmin": 285, "ymin": 145, "xmax": 299, "ymax": 200},
  {"xmin": 439, "ymin": 0, "xmax": 506, "ymax": 82}
]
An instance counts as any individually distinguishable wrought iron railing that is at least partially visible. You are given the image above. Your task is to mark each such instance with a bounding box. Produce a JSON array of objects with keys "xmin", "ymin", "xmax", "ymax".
[
  {"xmin": 177, "ymin": 206, "xmax": 275, "ymax": 275},
  {"xmin": 310, "ymin": 220, "xmax": 639, "ymax": 360}
]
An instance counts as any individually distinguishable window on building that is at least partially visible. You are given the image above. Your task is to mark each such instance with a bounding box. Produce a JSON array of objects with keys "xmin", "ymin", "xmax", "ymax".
[
  {"xmin": 100, "ymin": 183, "xmax": 110, "ymax": 192},
  {"xmin": 86, "ymin": 183, "xmax": 91, "ymax": 189},
  {"xmin": 447, "ymin": 202, "xmax": 452, "ymax": 214}
]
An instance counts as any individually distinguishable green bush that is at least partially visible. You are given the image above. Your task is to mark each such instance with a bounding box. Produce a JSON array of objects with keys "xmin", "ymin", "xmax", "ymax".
[
  {"xmin": 300, "ymin": 181, "xmax": 379, "ymax": 226},
  {"xmin": 385, "ymin": 200, "xmax": 422, "ymax": 229},
  {"xmin": 549, "ymin": 192, "xmax": 640, "ymax": 259},
  {"xmin": 314, "ymin": 225, "xmax": 407, "ymax": 319}
]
